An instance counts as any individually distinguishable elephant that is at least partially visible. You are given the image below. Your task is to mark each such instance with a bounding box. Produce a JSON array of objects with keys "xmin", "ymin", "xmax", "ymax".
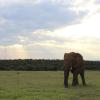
[{"xmin": 64, "ymin": 52, "xmax": 86, "ymax": 87}]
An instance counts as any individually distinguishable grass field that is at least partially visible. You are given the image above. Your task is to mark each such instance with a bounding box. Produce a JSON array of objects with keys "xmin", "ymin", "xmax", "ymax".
[{"xmin": 0, "ymin": 71, "xmax": 100, "ymax": 100}]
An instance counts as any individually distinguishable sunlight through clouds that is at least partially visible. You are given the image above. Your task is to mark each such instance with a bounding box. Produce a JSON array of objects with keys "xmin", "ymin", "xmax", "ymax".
[
  {"xmin": 8, "ymin": 44, "xmax": 28, "ymax": 59},
  {"xmin": 0, "ymin": 0, "xmax": 100, "ymax": 60},
  {"xmin": 0, "ymin": 44, "xmax": 28, "ymax": 59}
]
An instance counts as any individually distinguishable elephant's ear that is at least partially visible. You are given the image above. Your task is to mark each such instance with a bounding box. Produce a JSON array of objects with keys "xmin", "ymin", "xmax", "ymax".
[{"xmin": 64, "ymin": 53, "xmax": 69, "ymax": 61}]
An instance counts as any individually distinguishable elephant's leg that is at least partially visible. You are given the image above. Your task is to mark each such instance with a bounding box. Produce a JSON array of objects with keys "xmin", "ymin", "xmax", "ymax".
[
  {"xmin": 72, "ymin": 71, "xmax": 78, "ymax": 86},
  {"xmin": 76, "ymin": 74, "xmax": 79, "ymax": 85},
  {"xmin": 76, "ymin": 69, "xmax": 79, "ymax": 85},
  {"xmin": 80, "ymin": 71, "xmax": 86, "ymax": 86},
  {"xmin": 64, "ymin": 69, "xmax": 69, "ymax": 88}
]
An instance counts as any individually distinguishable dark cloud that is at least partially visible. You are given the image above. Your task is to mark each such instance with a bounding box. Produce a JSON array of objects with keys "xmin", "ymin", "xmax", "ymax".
[
  {"xmin": 0, "ymin": 1, "xmax": 87, "ymax": 30},
  {"xmin": 0, "ymin": 1, "xmax": 88, "ymax": 46}
]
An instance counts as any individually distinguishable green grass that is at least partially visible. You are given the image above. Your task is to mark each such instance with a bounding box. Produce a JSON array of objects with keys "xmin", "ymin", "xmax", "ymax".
[{"xmin": 0, "ymin": 71, "xmax": 100, "ymax": 100}]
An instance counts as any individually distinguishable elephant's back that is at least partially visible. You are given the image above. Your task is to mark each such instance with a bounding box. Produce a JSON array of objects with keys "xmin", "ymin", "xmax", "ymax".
[{"xmin": 64, "ymin": 52, "xmax": 83, "ymax": 66}]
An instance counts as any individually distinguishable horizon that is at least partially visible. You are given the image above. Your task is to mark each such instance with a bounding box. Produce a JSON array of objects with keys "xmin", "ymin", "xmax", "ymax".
[
  {"xmin": 0, "ymin": 0, "xmax": 100, "ymax": 60},
  {"xmin": 0, "ymin": 58, "xmax": 100, "ymax": 62}
]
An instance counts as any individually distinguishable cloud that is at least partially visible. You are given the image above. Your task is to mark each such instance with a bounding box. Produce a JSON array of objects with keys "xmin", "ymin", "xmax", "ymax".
[
  {"xmin": 0, "ymin": 0, "xmax": 96, "ymax": 33},
  {"xmin": 0, "ymin": 0, "xmax": 100, "ymax": 60},
  {"xmin": 0, "ymin": 28, "xmax": 100, "ymax": 60},
  {"xmin": 0, "ymin": 0, "xmax": 87, "ymax": 34},
  {"xmin": 0, "ymin": 0, "xmax": 88, "ymax": 46},
  {"xmin": 0, "ymin": 0, "xmax": 42, "ymax": 7}
]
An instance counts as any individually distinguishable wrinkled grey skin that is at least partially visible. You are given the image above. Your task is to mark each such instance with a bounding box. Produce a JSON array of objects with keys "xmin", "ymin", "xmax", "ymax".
[{"xmin": 64, "ymin": 52, "xmax": 86, "ymax": 88}]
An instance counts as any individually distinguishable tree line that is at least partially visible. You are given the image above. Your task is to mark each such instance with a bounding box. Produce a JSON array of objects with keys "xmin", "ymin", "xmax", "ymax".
[{"xmin": 0, "ymin": 59, "xmax": 100, "ymax": 71}]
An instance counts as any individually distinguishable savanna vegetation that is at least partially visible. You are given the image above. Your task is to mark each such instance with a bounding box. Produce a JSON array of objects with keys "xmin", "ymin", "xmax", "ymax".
[
  {"xmin": 0, "ymin": 71, "xmax": 100, "ymax": 100},
  {"xmin": 0, "ymin": 60, "xmax": 100, "ymax": 100},
  {"xmin": 0, "ymin": 59, "xmax": 100, "ymax": 71}
]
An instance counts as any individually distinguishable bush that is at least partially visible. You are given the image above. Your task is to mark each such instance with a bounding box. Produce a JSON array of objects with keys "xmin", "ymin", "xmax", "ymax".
[{"xmin": 0, "ymin": 59, "xmax": 99, "ymax": 71}]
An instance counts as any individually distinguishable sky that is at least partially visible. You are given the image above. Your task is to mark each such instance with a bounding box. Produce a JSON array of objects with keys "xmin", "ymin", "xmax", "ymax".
[{"xmin": 0, "ymin": 0, "xmax": 100, "ymax": 60}]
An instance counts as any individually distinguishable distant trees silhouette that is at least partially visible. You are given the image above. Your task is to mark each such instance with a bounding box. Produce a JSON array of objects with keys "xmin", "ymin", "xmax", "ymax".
[{"xmin": 0, "ymin": 59, "xmax": 99, "ymax": 71}]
